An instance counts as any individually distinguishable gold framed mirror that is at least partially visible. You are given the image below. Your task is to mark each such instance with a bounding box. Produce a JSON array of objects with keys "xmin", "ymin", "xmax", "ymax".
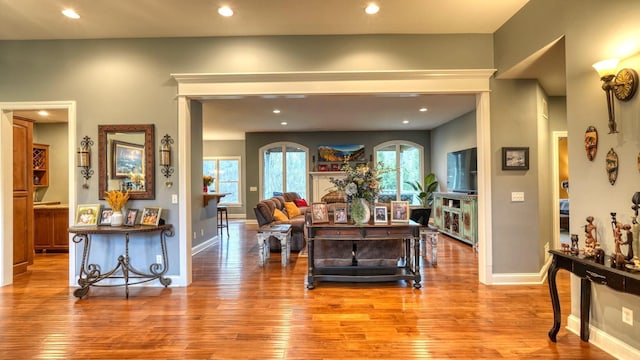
[{"xmin": 98, "ymin": 124, "xmax": 155, "ymax": 200}]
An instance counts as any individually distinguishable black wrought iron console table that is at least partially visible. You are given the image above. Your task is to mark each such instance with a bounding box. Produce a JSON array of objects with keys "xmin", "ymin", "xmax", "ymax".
[
  {"xmin": 547, "ymin": 250, "xmax": 640, "ymax": 342},
  {"xmin": 68, "ymin": 224, "xmax": 173, "ymax": 299}
]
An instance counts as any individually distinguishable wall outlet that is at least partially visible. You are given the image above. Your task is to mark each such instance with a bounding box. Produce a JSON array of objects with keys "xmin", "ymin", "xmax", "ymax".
[
  {"xmin": 172, "ymin": 194, "xmax": 178, "ymax": 204},
  {"xmin": 156, "ymin": 255, "xmax": 162, "ymax": 264},
  {"xmin": 622, "ymin": 307, "xmax": 633, "ymax": 326}
]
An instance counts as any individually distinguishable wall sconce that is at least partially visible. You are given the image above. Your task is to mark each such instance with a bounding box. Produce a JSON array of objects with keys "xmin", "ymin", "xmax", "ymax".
[
  {"xmin": 592, "ymin": 58, "xmax": 638, "ymax": 134},
  {"xmin": 77, "ymin": 135, "xmax": 93, "ymax": 189},
  {"xmin": 160, "ymin": 134, "xmax": 174, "ymax": 187}
]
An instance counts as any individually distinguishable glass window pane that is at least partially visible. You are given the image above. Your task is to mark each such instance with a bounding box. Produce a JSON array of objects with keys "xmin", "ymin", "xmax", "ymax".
[
  {"xmin": 285, "ymin": 146, "xmax": 306, "ymax": 198},
  {"xmin": 263, "ymin": 147, "xmax": 283, "ymax": 198},
  {"xmin": 376, "ymin": 147, "xmax": 397, "ymax": 203},
  {"xmin": 401, "ymin": 145, "xmax": 420, "ymax": 205},
  {"xmin": 219, "ymin": 182, "xmax": 238, "ymax": 203}
]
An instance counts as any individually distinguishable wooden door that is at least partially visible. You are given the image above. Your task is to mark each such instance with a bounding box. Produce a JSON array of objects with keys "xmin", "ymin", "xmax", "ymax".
[{"xmin": 13, "ymin": 117, "xmax": 34, "ymax": 275}]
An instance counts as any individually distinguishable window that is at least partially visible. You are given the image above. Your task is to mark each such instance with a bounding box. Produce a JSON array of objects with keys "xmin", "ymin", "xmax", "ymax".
[
  {"xmin": 375, "ymin": 141, "xmax": 423, "ymax": 205},
  {"xmin": 260, "ymin": 142, "xmax": 308, "ymax": 199},
  {"xmin": 203, "ymin": 156, "xmax": 241, "ymax": 205}
]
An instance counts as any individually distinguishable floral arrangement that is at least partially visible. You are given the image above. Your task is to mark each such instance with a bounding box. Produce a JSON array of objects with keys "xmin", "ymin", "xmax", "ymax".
[
  {"xmin": 104, "ymin": 190, "xmax": 130, "ymax": 212},
  {"xmin": 203, "ymin": 175, "xmax": 214, "ymax": 187},
  {"xmin": 329, "ymin": 160, "xmax": 389, "ymax": 203}
]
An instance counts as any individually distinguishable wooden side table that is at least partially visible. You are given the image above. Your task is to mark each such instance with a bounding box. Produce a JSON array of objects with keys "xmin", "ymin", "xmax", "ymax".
[{"xmin": 256, "ymin": 224, "xmax": 292, "ymax": 266}]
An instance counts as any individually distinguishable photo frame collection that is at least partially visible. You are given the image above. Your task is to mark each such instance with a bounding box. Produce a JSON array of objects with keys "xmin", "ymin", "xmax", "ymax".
[
  {"xmin": 75, "ymin": 204, "xmax": 162, "ymax": 227},
  {"xmin": 374, "ymin": 206, "xmax": 388, "ymax": 224},
  {"xmin": 310, "ymin": 202, "xmax": 329, "ymax": 224},
  {"xmin": 333, "ymin": 203, "xmax": 348, "ymax": 224}
]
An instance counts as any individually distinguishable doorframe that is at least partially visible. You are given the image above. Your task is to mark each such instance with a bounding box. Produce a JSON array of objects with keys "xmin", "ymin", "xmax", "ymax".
[
  {"xmin": 0, "ymin": 101, "xmax": 77, "ymax": 286},
  {"xmin": 551, "ymin": 130, "xmax": 568, "ymax": 252},
  {"xmin": 172, "ymin": 69, "xmax": 496, "ymax": 285}
]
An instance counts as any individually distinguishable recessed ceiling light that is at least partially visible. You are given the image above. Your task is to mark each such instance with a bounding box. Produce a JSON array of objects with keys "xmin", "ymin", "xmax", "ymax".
[
  {"xmin": 62, "ymin": 9, "xmax": 80, "ymax": 19},
  {"xmin": 273, "ymin": 109, "xmax": 281, "ymax": 114},
  {"xmin": 280, "ymin": 122, "xmax": 288, "ymax": 126},
  {"xmin": 402, "ymin": 120, "xmax": 410, "ymax": 124},
  {"xmin": 419, "ymin": 107, "xmax": 428, "ymax": 112},
  {"xmin": 38, "ymin": 110, "xmax": 49, "ymax": 116},
  {"xmin": 218, "ymin": 6, "xmax": 234, "ymax": 17},
  {"xmin": 365, "ymin": 3, "xmax": 380, "ymax": 15}
]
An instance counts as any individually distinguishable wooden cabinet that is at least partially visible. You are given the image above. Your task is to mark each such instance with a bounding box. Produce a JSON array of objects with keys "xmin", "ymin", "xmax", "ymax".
[
  {"xmin": 32, "ymin": 143, "xmax": 49, "ymax": 188},
  {"xmin": 34, "ymin": 206, "xmax": 69, "ymax": 252},
  {"xmin": 433, "ymin": 192, "xmax": 477, "ymax": 249}
]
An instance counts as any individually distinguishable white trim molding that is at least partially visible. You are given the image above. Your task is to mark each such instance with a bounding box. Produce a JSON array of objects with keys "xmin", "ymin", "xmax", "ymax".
[
  {"xmin": 173, "ymin": 69, "xmax": 496, "ymax": 286},
  {"xmin": 567, "ymin": 315, "xmax": 640, "ymax": 360}
]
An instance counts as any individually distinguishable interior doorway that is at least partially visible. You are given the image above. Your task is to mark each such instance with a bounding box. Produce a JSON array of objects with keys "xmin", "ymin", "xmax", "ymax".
[
  {"xmin": 0, "ymin": 101, "xmax": 77, "ymax": 286},
  {"xmin": 552, "ymin": 131, "xmax": 569, "ymax": 254}
]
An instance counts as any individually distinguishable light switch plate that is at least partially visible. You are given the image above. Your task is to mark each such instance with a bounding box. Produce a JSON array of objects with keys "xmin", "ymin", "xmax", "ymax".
[
  {"xmin": 511, "ymin": 192, "xmax": 525, "ymax": 202},
  {"xmin": 172, "ymin": 194, "xmax": 178, "ymax": 204},
  {"xmin": 250, "ymin": 186, "xmax": 257, "ymax": 192}
]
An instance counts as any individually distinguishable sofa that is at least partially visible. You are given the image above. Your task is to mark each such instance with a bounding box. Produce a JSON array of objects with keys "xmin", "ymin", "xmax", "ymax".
[{"xmin": 254, "ymin": 192, "xmax": 309, "ymax": 252}]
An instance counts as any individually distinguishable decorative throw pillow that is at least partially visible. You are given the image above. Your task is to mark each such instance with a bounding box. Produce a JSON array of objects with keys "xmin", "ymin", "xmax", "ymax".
[
  {"xmin": 273, "ymin": 208, "xmax": 289, "ymax": 221},
  {"xmin": 293, "ymin": 198, "xmax": 309, "ymax": 207},
  {"xmin": 284, "ymin": 202, "xmax": 301, "ymax": 218},
  {"xmin": 322, "ymin": 190, "xmax": 347, "ymax": 204}
]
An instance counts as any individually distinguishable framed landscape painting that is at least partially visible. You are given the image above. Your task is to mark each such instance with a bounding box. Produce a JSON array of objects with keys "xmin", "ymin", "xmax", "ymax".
[
  {"xmin": 112, "ymin": 140, "xmax": 145, "ymax": 178},
  {"xmin": 317, "ymin": 144, "xmax": 365, "ymax": 162},
  {"xmin": 502, "ymin": 147, "xmax": 529, "ymax": 170}
]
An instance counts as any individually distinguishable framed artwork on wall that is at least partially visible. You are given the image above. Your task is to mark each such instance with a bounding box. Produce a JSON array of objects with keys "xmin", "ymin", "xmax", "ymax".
[{"xmin": 502, "ymin": 147, "xmax": 529, "ymax": 170}]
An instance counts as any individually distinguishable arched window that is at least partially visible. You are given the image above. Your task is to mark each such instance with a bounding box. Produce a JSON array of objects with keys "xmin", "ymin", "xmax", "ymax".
[
  {"xmin": 260, "ymin": 142, "xmax": 308, "ymax": 199},
  {"xmin": 374, "ymin": 141, "xmax": 424, "ymax": 205}
]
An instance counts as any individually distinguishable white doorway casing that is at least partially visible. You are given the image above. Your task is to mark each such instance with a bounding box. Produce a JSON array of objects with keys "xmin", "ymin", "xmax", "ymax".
[
  {"xmin": 172, "ymin": 69, "xmax": 496, "ymax": 285},
  {"xmin": 0, "ymin": 101, "xmax": 77, "ymax": 286}
]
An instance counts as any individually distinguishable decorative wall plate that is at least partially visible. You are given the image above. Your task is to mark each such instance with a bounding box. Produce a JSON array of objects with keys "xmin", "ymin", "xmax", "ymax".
[
  {"xmin": 606, "ymin": 148, "xmax": 618, "ymax": 185},
  {"xmin": 584, "ymin": 126, "xmax": 598, "ymax": 161},
  {"xmin": 614, "ymin": 68, "xmax": 638, "ymax": 101}
]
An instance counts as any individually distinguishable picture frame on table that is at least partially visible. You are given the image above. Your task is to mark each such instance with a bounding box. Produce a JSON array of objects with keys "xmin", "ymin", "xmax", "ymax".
[
  {"xmin": 502, "ymin": 147, "xmax": 529, "ymax": 170},
  {"xmin": 333, "ymin": 203, "xmax": 348, "ymax": 224},
  {"xmin": 75, "ymin": 204, "xmax": 101, "ymax": 226},
  {"xmin": 311, "ymin": 202, "xmax": 329, "ymax": 223},
  {"xmin": 374, "ymin": 206, "xmax": 388, "ymax": 224},
  {"xmin": 124, "ymin": 208, "xmax": 139, "ymax": 226},
  {"xmin": 98, "ymin": 208, "xmax": 113, "ymax": 225},
  {"xmin": 390, "ymin": 201, "xmax": 410, "ymax": 223},
  {"xmin": 141, "ymin": 206, "xmax": 162, "ymax": 226}
]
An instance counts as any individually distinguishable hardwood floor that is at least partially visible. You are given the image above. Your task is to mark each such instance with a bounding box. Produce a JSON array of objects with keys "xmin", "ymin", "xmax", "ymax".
[{"xmin": 1, "ymin": 221, "xmax": 613, "ymax": 359}]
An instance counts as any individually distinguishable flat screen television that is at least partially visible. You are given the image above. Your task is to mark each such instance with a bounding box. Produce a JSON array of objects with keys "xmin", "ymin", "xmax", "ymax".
[{"xmin": 447, "ymin": 147, "xmax": 478, "ymax": 194}]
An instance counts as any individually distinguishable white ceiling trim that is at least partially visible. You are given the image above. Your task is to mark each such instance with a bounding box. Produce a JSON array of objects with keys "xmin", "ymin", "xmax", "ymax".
[{"xmin": 171, "ymin": 69, "xmax": 497, "ymax": 97}]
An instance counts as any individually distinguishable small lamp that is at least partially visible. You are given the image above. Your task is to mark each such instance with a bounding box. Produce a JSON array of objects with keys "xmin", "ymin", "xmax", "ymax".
[
  {"xmin": 77, "ymin": 136, "xmax": 93, "ymax": 189},
  {"xmin": 160, "ymin": 134, "xmax": 174, "ymax": 187},
  {"xmin": 592, "ymin": 59, "xmax": 638, "ymax": 134}
]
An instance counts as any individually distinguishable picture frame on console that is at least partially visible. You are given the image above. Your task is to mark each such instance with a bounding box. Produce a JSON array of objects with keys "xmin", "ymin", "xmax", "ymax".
[
  {"xmin": 124, "ymin": 208, "xmax": 139, "ymax": 226},
  {"xmin": 311, "ymin": 202, "xmax": 329, "ymax": 223},
  {"xmin": 374, "ymin": 206, "xmax": 388, "ymax": 224},
  {"xmin": 98, "ymin": 208, "xmax": 113, "ymax": 225},
  {"xmin": 75, "ymin": 204, "xmax": 101, "ymax": 226},
  {"xmin": 333, "ymin": 203, "xmax": 348, "ymax": 223},
  {"xmin": 390, "ymin": 201, "xmax": 409, "ymax": 223},
  {"xmin": 141, "ymin": 206, "xmax": 162, "ymax": 226}
]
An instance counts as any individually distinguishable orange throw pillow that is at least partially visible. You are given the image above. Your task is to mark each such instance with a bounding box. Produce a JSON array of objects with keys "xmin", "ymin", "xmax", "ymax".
[
  {"xmin": 273, "ymin": 208, "xmax": 289, "ymax": 221},
  {"xmin": 284, "ymin": 201, "xmax": 301, "ymax": 218}
]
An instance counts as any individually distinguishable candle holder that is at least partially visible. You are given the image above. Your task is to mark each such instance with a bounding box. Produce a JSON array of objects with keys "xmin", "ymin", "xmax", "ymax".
[
  {"xmin": 77, "ymin": 136, "xmax": 93, "ymax": 189},
  {"xmin": 160, "ymin": 134, "xmax": 174, "ymax": 187}
]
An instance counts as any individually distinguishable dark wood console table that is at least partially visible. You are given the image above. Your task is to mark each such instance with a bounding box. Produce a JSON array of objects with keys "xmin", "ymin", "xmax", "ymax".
[
  {"xmin": 547, "ymin": 250, "xmax": 640, "ymax": 342},
  {"xmin": 306, "ymin": 221, "xmax": 421, "ymax": 289},
  {"xmin": 68, "ymin": 224, "xmax": 174, "ymax": 299}
]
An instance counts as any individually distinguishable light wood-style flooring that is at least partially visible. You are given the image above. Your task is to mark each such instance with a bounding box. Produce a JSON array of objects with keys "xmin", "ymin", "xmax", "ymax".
[{"xmin": 1, "ymin": 221, "xmax": 613, "ymax": 359}]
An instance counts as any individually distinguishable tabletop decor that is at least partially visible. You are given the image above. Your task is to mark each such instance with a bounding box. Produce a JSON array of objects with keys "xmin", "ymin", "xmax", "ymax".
[
  {"xmin": 203, "ymin": 175, "xmax": 214, "ymax": 193},
  {"xmin": 104, "ymin": 190, "xmax": 130, "ymax": 226},
  {"xmin": 329, "ymin": 160, "xmax": 390, "ymax": 225}
]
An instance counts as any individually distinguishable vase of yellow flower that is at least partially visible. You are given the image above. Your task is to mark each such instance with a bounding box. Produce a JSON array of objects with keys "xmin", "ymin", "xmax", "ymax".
[
  {"xmin": 203, "ymin": 175, "xmax": 214, "ymax": 193},
  {"xmin": 104, "ymin": 190, "xmax": 130, "ymax": 226}
]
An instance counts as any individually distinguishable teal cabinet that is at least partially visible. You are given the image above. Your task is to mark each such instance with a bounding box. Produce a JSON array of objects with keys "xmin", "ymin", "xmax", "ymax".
[{"xmin": 433, "ymin": 193, "xmax": 477, "ymax": 250}]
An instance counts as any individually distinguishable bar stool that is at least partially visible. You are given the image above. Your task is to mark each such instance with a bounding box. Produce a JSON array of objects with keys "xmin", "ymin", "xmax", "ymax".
[{"xmin": 217, "ymin": 206, "xmax": 229, "ymax": 236}]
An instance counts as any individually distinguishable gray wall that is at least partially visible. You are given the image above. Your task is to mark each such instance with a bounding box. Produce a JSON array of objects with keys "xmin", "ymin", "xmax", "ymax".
[
  {"xmin": 430, "ymin": 110, "xmax": 477, "ymax": 192},
  {"xmin": 245, "ymin": 130, "xmax": 431, "ymax": 219},
  {"xmin": 203, "ymin": 140, "xmax": 246, "ymax": 217},
  {"xmin": 496, "ymin": 0, "xmax": 640, "ymax": 349},
  {"xmin": 33, "ymin": 123, "xmax": 69, "ymax": 204}
]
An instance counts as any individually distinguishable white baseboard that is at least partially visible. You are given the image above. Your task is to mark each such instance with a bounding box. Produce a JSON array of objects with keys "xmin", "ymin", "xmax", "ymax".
[
  {"xmin": 490, "ymin": 257, "xmax": 551, "ymax": 285},
  {"xmin": 192, "ymin": 236, "xmax": 219, "ymax": 256},
  {"xmin": 567, "ymin": 315, "xmax": 640, "ymax": 360}
]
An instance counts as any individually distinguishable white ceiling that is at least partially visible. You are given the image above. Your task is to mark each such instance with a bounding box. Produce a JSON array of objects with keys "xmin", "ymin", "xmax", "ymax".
[{"xmin": 3, "ymin": 1, "xmax": 565, "ymax": 141}]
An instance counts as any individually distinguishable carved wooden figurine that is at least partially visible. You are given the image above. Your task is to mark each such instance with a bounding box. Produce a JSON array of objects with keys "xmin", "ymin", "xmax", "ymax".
[
  {"xmin": 583, "ymin": 216, "xmax": 598, "ymax": 257},
  {"xmin": 570, "ymin": 234, "xmax": 580, "ymax": 256}
]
